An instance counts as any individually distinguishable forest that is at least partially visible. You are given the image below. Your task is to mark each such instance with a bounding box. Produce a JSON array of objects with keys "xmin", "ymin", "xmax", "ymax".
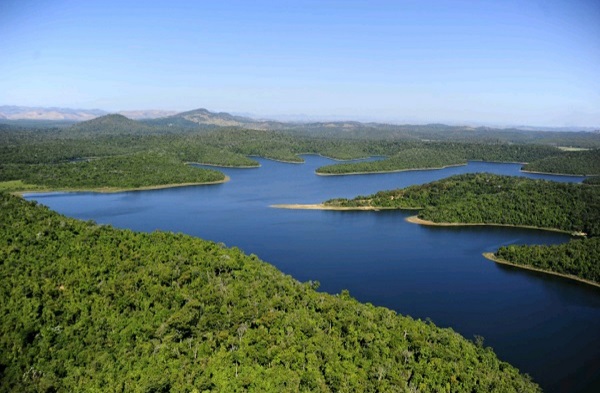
[
  {"xmin": 1, "ymin": 113, "xmax": 598, "ymax": 390},
  {"xmin": 522, "ymin": 149, "xmax": 600, "ymax": 176},
  {"xmin": 0, "ymin": 153, "xmax": 225, "ymax": 192},
  {"xmin": 0, "ymin": 193, "xmax": 540, "ymax": 392},
  {"xmin": 314, "ymin": 144, "xmax": 561, "ymax": 175},
  {"xmin": 324, "ymin": 174, "xmax": 600, "ymax": 284},
  {"xmin": 494, "ymin": 237, "xmax": 600, "ymax": 284},
  {"xmin": 1, "ymin": 115, "xmax": 599, "ymax": 193}
]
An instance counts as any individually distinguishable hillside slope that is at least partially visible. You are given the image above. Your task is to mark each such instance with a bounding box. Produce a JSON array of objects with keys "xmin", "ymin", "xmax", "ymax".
[{"xmin": 0, "ymin": 193, "xmax": 539, "ymax": 392}]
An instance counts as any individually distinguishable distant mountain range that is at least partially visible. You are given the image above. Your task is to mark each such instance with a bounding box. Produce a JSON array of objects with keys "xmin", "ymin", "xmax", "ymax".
[
  {"xmin": 1, "ymin": 105, "xmax": 598, "ymax": 132},
  {"xmin": 0, "ymin": 106, "xmax": 176, "ymax": 121},
  {"xmin": 146, "ymin": 108, "xmax": 380, "ymax": 132},
  {"xmin": 0, "ymin": 106, "xmax": 106, "ymax": 121}
]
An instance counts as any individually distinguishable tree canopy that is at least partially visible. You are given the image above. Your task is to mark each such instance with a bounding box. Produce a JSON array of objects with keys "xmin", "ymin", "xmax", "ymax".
[{"xmin": 0, "ymin": 193, "xmax": 540, "ymax": 392}]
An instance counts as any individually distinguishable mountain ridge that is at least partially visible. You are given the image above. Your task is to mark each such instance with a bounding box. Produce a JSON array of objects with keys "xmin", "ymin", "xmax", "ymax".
[{"xmin": 2, "ymin": 105, "xmax": 599, "ymax": 136}]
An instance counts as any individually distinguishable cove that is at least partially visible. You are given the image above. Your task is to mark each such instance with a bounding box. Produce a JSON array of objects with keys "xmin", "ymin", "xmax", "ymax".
[{"xmin": 25, "ymin": 156, "xmax": 600, "ymax": 393}]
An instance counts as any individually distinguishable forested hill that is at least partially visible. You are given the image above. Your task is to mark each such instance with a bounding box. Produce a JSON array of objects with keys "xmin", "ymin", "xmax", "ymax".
[
  {"xmin": 522, "ymin": 149, "xmax": 600, "ymax": 176},
  {"xmin": 67, "ymin": 114, "xmax": 164, "ymax": 135},
  {"xmin": 325, "ymin": 174, "xmax": 600, "ymax": 236},
  {"xmin": 0, "ymin": 193, "xmax": 540, "ymax": 392}
]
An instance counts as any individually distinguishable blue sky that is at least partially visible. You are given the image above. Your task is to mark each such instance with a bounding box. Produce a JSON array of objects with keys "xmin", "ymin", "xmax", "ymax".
[{"xmin": 1, "ymin": 0, "xmax": 599, "ymax": 126}]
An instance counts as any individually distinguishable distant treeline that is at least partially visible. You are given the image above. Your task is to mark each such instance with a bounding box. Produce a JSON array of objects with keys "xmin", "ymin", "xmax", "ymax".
[
  {"xmin": 522, "ymin": 149, "xmax": 600, "ymax": 176},
  {"xmin": 0, "ymin": 193, "xmax": 540, "ymax": 392},
  {"xmin": 1, "ymin": 116, "xmax": 599, "ymax": 192},
  {"xmin": 315, "ymin": 144, "xmax": 562, "ymax": 175}
]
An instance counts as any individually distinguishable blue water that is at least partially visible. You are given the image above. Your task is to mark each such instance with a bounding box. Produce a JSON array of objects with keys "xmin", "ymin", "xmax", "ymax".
[{"xmin": 26, "ymin": 157, "xmax": 600, "ymax": 392}]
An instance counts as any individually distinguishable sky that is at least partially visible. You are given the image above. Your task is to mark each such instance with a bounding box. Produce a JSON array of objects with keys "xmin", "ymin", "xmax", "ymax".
[{"xmin": 1, "ymin": 0, "xmax": 599, "ymax": 127}]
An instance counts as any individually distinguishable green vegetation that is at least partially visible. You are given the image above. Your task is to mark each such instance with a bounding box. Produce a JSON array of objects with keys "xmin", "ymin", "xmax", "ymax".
[
  {"xmin": 143, "ymin": 109, "xmax": 600, "ymax": 149},
  {"xmin": 0, "ymin": 153, "xmax": 225, "ymax": 191},
  {"xmin": 495, "ymin": 238, "xmax": 600, "ymax": 284},
  {"xmin": 0, "ymin": 180, "xmax": 47, "ymax": 193},
  {"xmin": 326, "ymin": 174, "xmax": 599, "ymax": 235},
  {"xmin": 316, "ymin": 144, "xmax": 561, "ymax": 175},
  {"xmin": 583, "ymin": 176, "xmax": 600, "ymax": 185},
  {"xmin": 325, "ymin": 174, "xmax": 600, "ymax": 284},
  {"xmin": 523, "ymin": 149, "xmax": 600, "ymax": 175},
  {"xmin": 0, "ymin": 193, "xmax": 540, "ymax": 392},
  {"xmin": 2, "ymin": 115, "xmax": 595, "ymax": 193},
  {"xmin": 1, "ymin": 113, "xmax": 597, "ymax": 195},
  {"xmin": 316, "ymin": 148, "xmax": 466, "ymax": 174}
]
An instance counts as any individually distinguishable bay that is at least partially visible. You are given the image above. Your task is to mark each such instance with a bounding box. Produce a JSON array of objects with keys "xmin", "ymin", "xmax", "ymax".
[{"xmin": 26, "ymin": 156, "xmax": 600, "ymax": 392}]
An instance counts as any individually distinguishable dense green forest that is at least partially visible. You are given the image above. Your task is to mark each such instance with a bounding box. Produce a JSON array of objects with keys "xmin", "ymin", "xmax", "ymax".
[
  {"xmin": 325, "ymin": 174, "xmax": 599, "ymax": 235},
  {"xmin": 325, "ymin": 174, "xmax": 600, "ymax": 283},
  {"xmin": 0, "ymin": 153, "xmax": 225, "ymax": 192},
  {"xmin": 522, "ymin": 149, "xmax": 600, "ymax": 175},
  {"xmin": 316, "ymin": 148, "xmax": 466, "ymax": 174},
  {"xmin": 494, "ymin": 238, "xmax": 600, "ymax": 284},
  {"xmin": 0, "ymin": 193, "xmax": 540, "ymax": 392},
  {"xmin": 583, "ymin": 176, "xmax": 600, "ymax": 185},
  {"xmin": 315, "ymin": 144, "xmax": 561, "ymax": 175},
  {"xmin": 1, "ymin": 115, "xmax": 598, "ymax": 192}
]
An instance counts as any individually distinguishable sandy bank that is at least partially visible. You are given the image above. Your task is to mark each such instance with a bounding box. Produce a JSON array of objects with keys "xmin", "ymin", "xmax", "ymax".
[
  {"xmin": 483, "ymin": 253, "xmax": 600, "ymax": 288},
  {"xmin": 271, "ymin": 204, "xmax": 386, "ymax": 211},
  {"xmin": 520, "ymin": 169, "xmax": 588, "ymax": 177},
  {"xmin": 315, "ymin": 163, "xmax": 467, "ymax": 176},
  {"xmin": 17, "ymin": 176, "xmax": 230, "ymax": 195},
  {"xmin": 405, "ymin": 215, "xmax": 580, "ymax": 235},
  {"xmin": 188, "ymin": 161, "xmax": 260, "ymax": 168}
]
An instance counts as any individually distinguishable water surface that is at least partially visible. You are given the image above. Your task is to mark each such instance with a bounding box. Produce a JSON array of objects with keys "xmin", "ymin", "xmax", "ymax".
[{"xmin": 26, "ymin": 157, "xmax": 600, "ymax": 392}]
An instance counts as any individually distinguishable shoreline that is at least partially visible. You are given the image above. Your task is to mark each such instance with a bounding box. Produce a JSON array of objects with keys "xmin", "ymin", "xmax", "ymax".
[
  {"xmin": 314, "ymin": 162, "xmax": 467, "ymax": 176},
  {"xmin": 247, "ymin": 155, "xmax": 304, "ymax": 165},
  {"xmin": 270, "ymin": 203, "xmax": 388, "ymax": 211},
  {"xmin": 271, "ymin": 203, "xmax": 421, "ymax": 211},
  {"xmin": 482, "ymin": 253, "xmax": 600, "ymax": 288},
  {"xmin": 301, "ymin": 153, "xmax": 380, "ymax": 162},
  {"xmin": 15, "ymin": 175, "xmax": 230, "ymax": 196},
  {"xmin": 188, "ymin": 161, "xmax": 260, "ymax": 169},
  {"xmin": 405, "ymin": 215, "xmax": 582, "ymax": 235},
  {"xmin": 520, "ymin": 169, "xmax": 588, "ymax": 177}
]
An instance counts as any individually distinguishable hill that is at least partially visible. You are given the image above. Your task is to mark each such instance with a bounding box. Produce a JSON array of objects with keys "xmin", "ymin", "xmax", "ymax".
[
  {"xmin": 0, "ymin": 193, "xmax": 540, "ymax": 392},
  {"xmin": 67, "ymin": 114, "xmax": 159, "ymax": 135}
]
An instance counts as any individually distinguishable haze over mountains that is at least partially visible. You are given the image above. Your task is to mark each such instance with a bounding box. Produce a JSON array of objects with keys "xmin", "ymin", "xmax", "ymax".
[
  {"xmin": 0, "ymin": 106, "xmax": 176, "ymax": 121},
  {"xmin": 1, "ymin": 105, "xmax": 598, "ymax": 132}
]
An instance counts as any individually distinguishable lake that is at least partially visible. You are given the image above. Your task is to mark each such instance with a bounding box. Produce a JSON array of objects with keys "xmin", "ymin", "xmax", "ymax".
[{"xmin": 26, "ymin": 156, "xmax": 600, "ymax": 392}]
